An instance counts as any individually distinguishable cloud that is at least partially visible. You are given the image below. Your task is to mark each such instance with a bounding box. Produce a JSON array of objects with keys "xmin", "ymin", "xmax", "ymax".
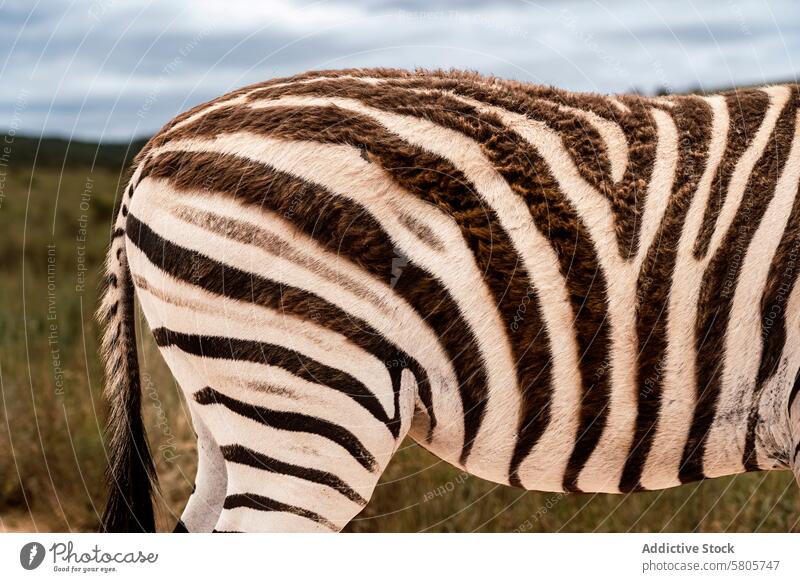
[{"xmin": 1, "ymin": 0, "xmax": 797, "ymax": 140}]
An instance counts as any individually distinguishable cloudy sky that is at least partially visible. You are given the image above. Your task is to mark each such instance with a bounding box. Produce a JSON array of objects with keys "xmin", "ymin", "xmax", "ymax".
[{"xmin": 2, "ymin": 0, "xmax": 798, "ymax": 141}]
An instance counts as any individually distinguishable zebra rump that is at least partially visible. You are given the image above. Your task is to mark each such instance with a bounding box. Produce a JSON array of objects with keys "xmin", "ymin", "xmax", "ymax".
[{"xmin": 98, "ymin": 68, "xmax": 800, "ymax": 533}]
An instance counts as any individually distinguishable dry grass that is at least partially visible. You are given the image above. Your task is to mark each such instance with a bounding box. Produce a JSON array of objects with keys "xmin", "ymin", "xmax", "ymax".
[{"xmin": 0, "ymin": 165, "xmax": 797, "ymax": 532}]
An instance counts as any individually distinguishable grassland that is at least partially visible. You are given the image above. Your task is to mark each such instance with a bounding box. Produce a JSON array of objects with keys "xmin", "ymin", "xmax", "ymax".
[{"xmin": 0, "ymin": 139, "xmax": 798, "ymax": 533}]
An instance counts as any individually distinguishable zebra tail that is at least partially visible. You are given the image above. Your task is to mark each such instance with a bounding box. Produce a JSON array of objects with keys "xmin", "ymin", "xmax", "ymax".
[{"xmin": 97, "ymin": 171, "xmax": 158, "ymax": 532}]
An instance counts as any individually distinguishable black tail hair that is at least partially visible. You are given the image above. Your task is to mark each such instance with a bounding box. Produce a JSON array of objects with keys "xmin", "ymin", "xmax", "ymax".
[{"xmin": 98, "ymin": 176, "xmax": 157, "ymax": 532}]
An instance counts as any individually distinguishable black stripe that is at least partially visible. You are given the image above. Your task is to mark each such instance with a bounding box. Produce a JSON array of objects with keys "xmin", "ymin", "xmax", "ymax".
[
  {"xmin": 151, "ymin": 326, "xmax": 399, "ymax": 437},
  {"xmin": 224, "ymin": 493, "xmax": 337, "ymax": 531},
  {"xmin": 221, "ymin": 443, "xmax": 367, "ymax": 505},
  {"xmin": 126, "ymin": 212, "xmax": 412, "ymax": 439},
  {"xmin": 789, "ymin": 370, "xmax": 800, "ymax": 412},
  {"xmin": 742, "ymin": 408, "xmax": 762, "ymax": 471},
  {"xmin": 194, "ymin": 385, "xmax": 377, "ymax": 472}
]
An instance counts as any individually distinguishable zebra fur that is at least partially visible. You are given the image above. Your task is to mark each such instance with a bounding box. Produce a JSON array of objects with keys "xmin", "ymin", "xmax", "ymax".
[{"xmin": 100, "ymin": 68, "xmax": 800, "ymax": 532}]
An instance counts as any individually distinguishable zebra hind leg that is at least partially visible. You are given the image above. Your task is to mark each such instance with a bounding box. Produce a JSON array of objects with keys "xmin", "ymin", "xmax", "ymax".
[
  {"xmin": 174, "ymin": 405, "xmax": 227, "ymax": 532},
  {"xmin": 185, "ymin": 366, "xmax": 414, "ymax": 533},
  {"xmin": 129, "ymin": 257, "xmax": 415, "ymax": 531}
]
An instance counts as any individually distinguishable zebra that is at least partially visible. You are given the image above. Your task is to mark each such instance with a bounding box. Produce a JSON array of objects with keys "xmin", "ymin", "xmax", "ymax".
[{"xmin": 99, "ymin": 68, "xmax": 800, "ymax": 533}]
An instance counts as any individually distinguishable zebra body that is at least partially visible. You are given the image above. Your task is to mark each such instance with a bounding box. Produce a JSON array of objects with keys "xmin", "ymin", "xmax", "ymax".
[{"xmin": 100, "ymin": 69, "xmax": 800, "ymax": 532}]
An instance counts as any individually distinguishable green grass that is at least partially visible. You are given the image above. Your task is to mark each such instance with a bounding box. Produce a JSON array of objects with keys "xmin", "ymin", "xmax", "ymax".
[{"xmin": 0, "ymin": 159, "xmax": 797, "ymax": 532}]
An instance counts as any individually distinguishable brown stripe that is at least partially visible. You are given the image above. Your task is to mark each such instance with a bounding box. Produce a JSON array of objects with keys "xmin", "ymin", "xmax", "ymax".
[
  {"xmin": 171, "ymin": 205, "xmax": 394, "ymax": 310},
  {"xmin": 395, "ymin": 212, "xmax": 446, "ymax": 252},
  {"xmin": 693, "ymin": 89, "xmax": 771, "ymax": 259},
  {"xmin": 681, "ymin": 88, "xmax": 797, "ymax": 483},
  {"xmin": 618, "ymin": 97, "xmax": 713, "ymax": 492}
]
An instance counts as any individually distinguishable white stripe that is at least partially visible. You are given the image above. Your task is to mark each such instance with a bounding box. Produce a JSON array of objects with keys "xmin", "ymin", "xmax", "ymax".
[
  {"xmin": 651, "ymin": 97, "xmax": 676, "ymax": 108},
  {"xmin": 267, "ymin": 74, "xmax": 382, "ymax": 89},
  {"xmin": 216, "ymin": 507, "xmax": 332, "ymax": 533},
  {"xmin": 635, "ymin": 108, "xmax": 679, "ymax": 266},
  {"xmin": 609, "ymin": 97, "xmax": 631, "ymax": 114},
  {"xmin": 162, "ymin": 94, "xmax": 250, "ymax": 138}
]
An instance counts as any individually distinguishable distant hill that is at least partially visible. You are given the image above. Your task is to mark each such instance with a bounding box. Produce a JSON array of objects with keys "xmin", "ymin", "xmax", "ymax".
[
  {"xmin": 13, "ymin": 76, "xmax": 799, "ymax": 168},
  {"xmin": 7, "ymin": 136, "xmax": 150, "ymax": 170}
]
